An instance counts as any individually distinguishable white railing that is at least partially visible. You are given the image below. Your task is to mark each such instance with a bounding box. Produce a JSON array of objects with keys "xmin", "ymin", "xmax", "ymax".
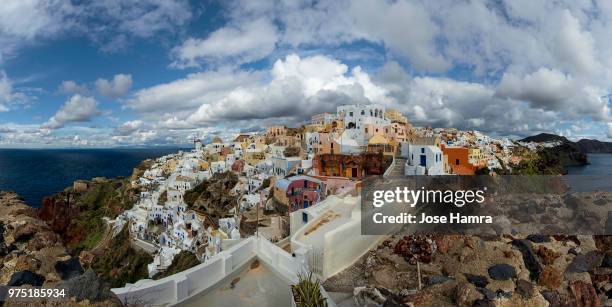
[
  {"xmin": 112, "ymin": 235, "xmax": 309, "ymax": 306},
  {"xmin": 112, "ymin": 238, "xmax": 257, "ymax": 306},
  {"xmin": 383, "ymin": 155, "xmax": 396, "ymax": 178}
]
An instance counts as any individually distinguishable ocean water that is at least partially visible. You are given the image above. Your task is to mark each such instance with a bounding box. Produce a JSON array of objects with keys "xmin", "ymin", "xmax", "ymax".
[
  {"xmin": 565, "ymin": 153, "xmax": 612, "ymax": 191},
  {"xmin": 0, "ymin": 148, "xmax": 183, "ymax": 207}
]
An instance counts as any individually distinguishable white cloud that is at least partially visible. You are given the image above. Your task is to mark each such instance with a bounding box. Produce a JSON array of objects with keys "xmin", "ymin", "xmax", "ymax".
[
  {"xmin": 0, "ymin": 70, "xmax": 29, "ymax": 111},
  {"xmin": 43, "ymin": 95, "xmax": 100, "ymax": 129},
  {"xmin": 496, "ymin": 68, "xmax": 609, "ymax": 120},
  {"xmin": 183, "ymin": 54, "xmax": 390, "ymax": 125},
  {"xmin": 58, "ymin": 80, "xmax": 89, "ymax": 95},
  {"xmin": 113, "ymin": 119, "xmax": 143, "ymax": 136},
  {"xmin": 0, "ymin": 0, "xmax": 192, "ymax": 59},
  {"xmin": 171, "ymin": 18, "xmax": 278, "ymax": 68},
  {"xmin": 126, "ymin": 68, "xmax": 263, "ymax": 114},
  {"xmin": 95, "ymin": 74, "xmax": 133, "ymax": 98},
  {"xmin": 0, "ymin": 71, "xmax": 12, "ymax": 112}
]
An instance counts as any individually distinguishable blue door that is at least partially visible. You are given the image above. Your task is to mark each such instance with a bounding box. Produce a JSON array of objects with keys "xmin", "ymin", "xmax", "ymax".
[
  {"xmin": 420, "ymin": 155, "xmax": 426, "ymax": 166},
  {"xmin": 304, "ymin": 200, "xmax": 309, "ymax": 208}
]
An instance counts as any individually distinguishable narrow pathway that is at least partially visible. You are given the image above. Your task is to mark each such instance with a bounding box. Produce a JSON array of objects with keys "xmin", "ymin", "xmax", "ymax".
[{"xmin": 388, "ymin": 157, "xmax": 406, "ymax": 177}]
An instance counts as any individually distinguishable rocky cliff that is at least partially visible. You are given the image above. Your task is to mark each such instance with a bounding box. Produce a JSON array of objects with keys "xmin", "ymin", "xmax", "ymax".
[
  {"xmin": 184, "ymin": 171, "xmax": 239, "ymax": 224},
  {"xmin": 514, "ymin": 133, "xmax": 588, "ymax": 174},
  {"xmin": 0, "ymin": 191, "xmax": 120, "ymax": 306}
]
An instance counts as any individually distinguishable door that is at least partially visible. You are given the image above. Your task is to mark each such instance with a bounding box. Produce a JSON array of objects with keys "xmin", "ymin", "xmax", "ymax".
[
  {"xmin": 420, "ymin": 155, "xmax": 426, "ymax": 166},
  {"xmin": 302, "ymin": 212, "xmax": 308, "ymax": 223},
  {"xmin": 351, "ymin": 167, "xmax": 358, "ymax": 177}
]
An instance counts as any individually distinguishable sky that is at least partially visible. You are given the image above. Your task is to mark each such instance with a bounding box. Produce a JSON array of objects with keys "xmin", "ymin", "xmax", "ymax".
[{"xmin": 1, "ymin": 0, "xmax": 612, "ymax": 148}]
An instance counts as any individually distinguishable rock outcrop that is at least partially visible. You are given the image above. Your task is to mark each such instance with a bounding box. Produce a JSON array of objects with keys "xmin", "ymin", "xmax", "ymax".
[
  {"xmin": 184, "ymin": 171, "xmax": 239, "ymax": 223},
  {"xmin": 0, "ymin": 191, "xmax": 121, "ymax": 306}
]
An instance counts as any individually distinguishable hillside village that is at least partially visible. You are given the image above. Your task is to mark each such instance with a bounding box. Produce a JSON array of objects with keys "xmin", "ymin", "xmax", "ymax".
[{"xmin": 112, "ymin": 104, "xmax": 529, "ymax": 278}]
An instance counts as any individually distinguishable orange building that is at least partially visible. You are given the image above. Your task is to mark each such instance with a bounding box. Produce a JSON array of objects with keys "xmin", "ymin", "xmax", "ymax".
[{"xmin": 441, "ymin": 145, "xmax": 476, "ymax": 175}]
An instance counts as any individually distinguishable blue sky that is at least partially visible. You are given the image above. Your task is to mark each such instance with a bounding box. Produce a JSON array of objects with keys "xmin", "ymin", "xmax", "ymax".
[{"xmin": 1, "ymin": 0, "xmax": 611, "ymax": 147}]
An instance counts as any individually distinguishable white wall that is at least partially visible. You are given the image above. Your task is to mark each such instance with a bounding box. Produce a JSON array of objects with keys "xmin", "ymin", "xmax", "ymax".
[
  {"xmin": 322, "ymin": 211, "xmax": 382, "ymax": 279},
  {"xmin": 112, "ymin": 236, "xmax": 308, "ymax": 306}
]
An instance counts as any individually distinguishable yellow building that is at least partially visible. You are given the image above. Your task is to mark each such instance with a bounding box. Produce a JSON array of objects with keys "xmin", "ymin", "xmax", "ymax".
[
  {"xmin": 367, "ymin": 135, "xmax": 395, "ymax": 155},
  {"xmin": 385, "ymin": 109, "xmax": 409, "ymax": 125},
  {"xmin": 468, "ymin": 148, "xmax": 487, "ymax": 168}
]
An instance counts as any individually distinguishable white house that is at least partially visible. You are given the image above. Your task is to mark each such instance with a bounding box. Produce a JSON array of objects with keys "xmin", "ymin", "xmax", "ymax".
[
  {"xmin": 402, "ymin": 143, "xmax": 446, "ymax": 175},
  {"xmin": 337, "ymin": 104, "xmax": 390, "ymax": 133},
  {"xmin": 210, "ymin": 161, "xmax": 226, "ymax": 174},
  {"xmin": 271, "ymin": 156, "xmax": 302, "ymax": 177}
]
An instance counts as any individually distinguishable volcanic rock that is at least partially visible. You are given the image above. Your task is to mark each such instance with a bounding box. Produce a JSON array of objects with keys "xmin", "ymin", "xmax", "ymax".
[
  {"xmin": 7, "ymin": 270, "xmax": 45, "ymax": 286},
  {"xmin": 527, "ymin": 234, "xmax": 551, "ymax": 243},
  {"xmin": 487, "ymin": 263, "xmax": 517, "ymax": 280},
  {"xmin": 539, "ymin": 266, "xmax": 562, "ymax": 289},
  {"xmin": 464, "ymin": 274, "xmax": 488, "ymax": 288},
  {"xmin": 59, "ymin": 269, "xmax": 120, "ymax": 303},
  {"xmin": 570, "ymin": 280, "xmax": 601, "ymax": 307},
  {"xmin": 516, "ymin": 279, "xmax": 535, "ymax": 298},
  {"xmin": 538, "ymin": 245, "xmax": 561, "ymax": 265},
  {"xmin": 511, "ymin": 239, "xmax": 542, "ymax": 279},
  {"xmin": 55, "ymin": 257, "xmax": 84, "ymax": 280}
]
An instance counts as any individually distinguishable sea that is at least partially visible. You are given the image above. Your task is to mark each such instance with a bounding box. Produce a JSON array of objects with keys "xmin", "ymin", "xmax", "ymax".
[
  {"xmin": 565, "ymin": 153, "xmax": 612, "ymax": 192},
  {"xmin": 0, "ymin": 148, "xmax": 184, "ymax": 207}
]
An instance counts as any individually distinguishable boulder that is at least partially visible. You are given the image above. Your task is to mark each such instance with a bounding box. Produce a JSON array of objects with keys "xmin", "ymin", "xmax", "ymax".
[
  {"xmin": 55, "ymin": 257, "xmax": 84, "ymax": 280},
  {"xmin": 7, "ymin": 270, "xmax": 45, "ymax": 287},
  {"xmin": 464, "ymin": 274, "xmax": 488, "ymax": 288},
  {"xmin": 516, "ymin": 279, "xmax": 536, "ymax": 299},
  {"xmin": 426, "ymin": 275, "xmax": 454, "ymax": 286},
  {"xmin": 537, "ymin": 245, "xmax": 561, "ymax": 265},
  {"xmin": 527, "ymin": 234, "xmax": 551, "ymax": 243},
  {"xmin": 454, "ymin": 282, "xmax": 483, "ymax": 307},
  {"xmin": 511, "ymin": 239, "xmax": 542, "ymax": 279},
  {"xmin": 487, "ymin": 264, "xmax": 517, "ymax": 281},
  {"xmin": 59, "ymin": 269, "xmax": 119, "ymax": 303},
  {"xmin": 570, "ymin": 280, "xmax": 601, "ymax": 307},
  {"xmin": 539, "ymin": 266, "xmax": 562, "ymax": 289}
]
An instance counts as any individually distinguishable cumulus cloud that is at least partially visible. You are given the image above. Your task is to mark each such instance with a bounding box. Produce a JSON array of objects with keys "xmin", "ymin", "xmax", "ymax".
[
  {"xmin": 43, "ymin": 95, "xmax": 100, "ymax": 129},
  {"xmin": 126, "ymin": 68, "xmax": 262, "ymax": 114},
  {"xmin": 126, "ymin": 54, "xmax": 390, "ymax": 127},
  {"xmin": 0, "ymin": 70, "xmax": 29, "ymax": 112},
  {"xmin": 171, "ymin": 18, "xmax": 278, "ymax": 68},
  {"xmin": 0, "ymin": 71, "xmax": 12, "ymax": 112},
  {"xmin": 113, "ymin": 119, "xmax": 143, "ymax": 136},
  {"xmin": 0, "ymin": 0, "xmax": 192, "ymax": 59},
  {"xmin": 58, "ymin": 80, "xmax": 89, "ymax": 95},
  {"xmin": 496, "ymin": 68, "xmax": 609, "ymax": 121},
  {"xmin": 95, "ymin": 74, "xmax": 132, "ymax": 98}
]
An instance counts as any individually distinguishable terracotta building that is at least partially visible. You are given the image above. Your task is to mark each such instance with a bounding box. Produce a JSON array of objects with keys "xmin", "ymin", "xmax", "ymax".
[
  {"xmin": 441, "ymin": 145, "xmax": 476, "ymax": 175},
  {"xmin": 313, "ymin": 153, "xmax": 390, "ymax": 179}
]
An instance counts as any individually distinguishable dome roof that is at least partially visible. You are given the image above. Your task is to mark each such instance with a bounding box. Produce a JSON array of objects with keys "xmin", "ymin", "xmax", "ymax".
[{"xmin": 368, "ymin": 134, "xmax": 389, "ymax": 145}]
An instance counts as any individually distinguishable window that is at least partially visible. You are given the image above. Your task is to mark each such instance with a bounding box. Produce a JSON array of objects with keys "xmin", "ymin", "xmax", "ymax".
[
  {"xmin": 361, "ymin": 110, "xmax": 365, "ymax": 115},
  {"xmin": 349, "ymin": 111, "xmax": 353, "ymax": 116},
  {"xmin": 456, "ymin": 159, "xmax": 459, "ymax": 165},
  {"xmin": 365, "ymin": 128, "xmax": 368, "ymax": 133},
  {"xmin": 421, "ymin": 148, "xmax": 425, "ymax": 153}
]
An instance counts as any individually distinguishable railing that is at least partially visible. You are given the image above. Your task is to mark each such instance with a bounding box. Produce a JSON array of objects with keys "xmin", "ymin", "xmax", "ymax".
[
  {"xmin": 112, "ymin": 235, "xmax": 309, "ymax": 306},
  {"xmin": 383, "ymin": 155, "xmax": 396, "ymax": 178}
]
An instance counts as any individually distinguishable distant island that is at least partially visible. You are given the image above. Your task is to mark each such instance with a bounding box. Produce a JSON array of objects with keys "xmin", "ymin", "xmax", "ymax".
[{"xmin": 521, "ymin": 132, "xmax": 612, "ymax": 153}]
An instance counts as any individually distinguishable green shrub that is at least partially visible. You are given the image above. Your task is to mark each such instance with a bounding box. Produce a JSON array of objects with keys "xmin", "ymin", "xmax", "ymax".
[{"xmin": 291, "ymin": 272, "xmax": 327, "ymax": 307}]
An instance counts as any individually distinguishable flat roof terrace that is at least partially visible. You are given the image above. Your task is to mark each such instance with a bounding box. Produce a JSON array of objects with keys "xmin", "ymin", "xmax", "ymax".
[{"xmin": 178, "ymin": 260, "xmax": 291, "ymax": 307}]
